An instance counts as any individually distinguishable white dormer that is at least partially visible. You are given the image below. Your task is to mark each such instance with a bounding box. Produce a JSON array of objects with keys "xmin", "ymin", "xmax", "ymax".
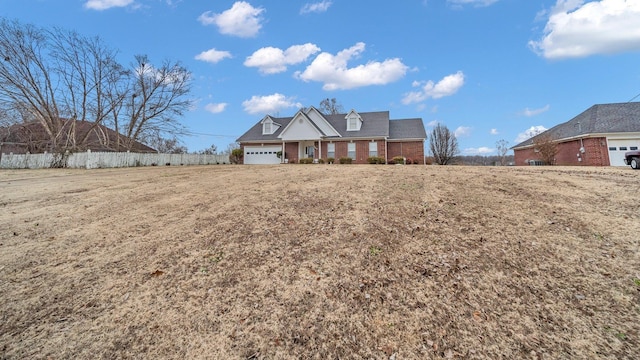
[
  {"xmin": 261, "ymin": 116, "xmax": 280, "ymax": 135},
  {"xmin": 345, "ymin": 109, "xmax": 363, "ymax": 131}
]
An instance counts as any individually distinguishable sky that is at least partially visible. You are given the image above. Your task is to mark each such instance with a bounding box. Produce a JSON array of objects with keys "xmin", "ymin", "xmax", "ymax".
[{"xmin": 2, "ymin": 0, "xmax": 640, "ymax": 154}]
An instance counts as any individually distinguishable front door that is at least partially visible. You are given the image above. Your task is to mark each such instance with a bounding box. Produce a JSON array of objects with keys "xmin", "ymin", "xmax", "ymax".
[{"xmin": 300, "ymin": 141, "xmax": 316, "ymax": 159}]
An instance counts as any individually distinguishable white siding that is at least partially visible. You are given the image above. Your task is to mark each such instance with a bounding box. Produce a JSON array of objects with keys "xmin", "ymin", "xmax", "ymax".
[
  {"xmin": 279, "ymin": 114, "xmax": 322, "ymax": 141},
  {"xmin": 305, "ymin": 108, "xmax": 340, "ymax": 137}
]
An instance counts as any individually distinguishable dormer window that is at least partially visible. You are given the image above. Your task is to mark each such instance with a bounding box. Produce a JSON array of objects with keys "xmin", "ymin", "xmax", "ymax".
[
  {"xmin": 348, "ymin": 117, "xmax": 357, "ymax": 131},
  {"xmin": 261, "ymin": 116, "xmax": 279, "ymax": 135},
  {"xmin": 345, "ymin": 110, "xmax": 362, "ymax": 131}
]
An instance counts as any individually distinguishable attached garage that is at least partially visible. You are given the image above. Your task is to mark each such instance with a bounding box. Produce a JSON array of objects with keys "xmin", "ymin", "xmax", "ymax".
[
  {"xmin": 243, "ymin": 145, "xmax": 281, "ymax": 165},
  {"xmin": 607, "ymin": 138, "xmax": 640, "ymax": 166},
  {"xmin": 513, "ymin": 102, "xmax": 640, "ymax": 167}
]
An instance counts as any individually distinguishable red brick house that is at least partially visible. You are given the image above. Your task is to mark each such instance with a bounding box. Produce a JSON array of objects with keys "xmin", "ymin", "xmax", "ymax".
[
  {"xmin": 236, "ymin": 107, "xmax": 427, "ymax": 164},
  {"xmin": 512, "ymin": 102, "xmax": 640, "ymax": 166}
]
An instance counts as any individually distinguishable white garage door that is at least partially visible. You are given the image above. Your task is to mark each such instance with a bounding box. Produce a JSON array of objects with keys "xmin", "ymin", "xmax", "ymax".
[
  {"xmin": 607, "ymin": 139, "xmax": 640, "ymax": 166},
  {"xmin": 244, "ymin": 146, "xmax": 281, "ymax": 164}
]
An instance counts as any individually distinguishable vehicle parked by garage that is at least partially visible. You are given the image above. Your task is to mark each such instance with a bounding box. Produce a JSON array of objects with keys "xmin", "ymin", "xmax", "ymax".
[{"xmin": 624, "ymin": 149, "xmax": 640, "ymax": 169}]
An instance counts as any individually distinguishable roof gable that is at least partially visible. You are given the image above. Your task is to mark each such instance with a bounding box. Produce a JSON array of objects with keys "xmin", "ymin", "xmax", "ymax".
[
  {"xmin": 304, "ymin": 106, "xmax": 340, "ymax": 137},
  {"xmin": 278, "ymin": 111, "xmax": 324, "ymax": 140}
]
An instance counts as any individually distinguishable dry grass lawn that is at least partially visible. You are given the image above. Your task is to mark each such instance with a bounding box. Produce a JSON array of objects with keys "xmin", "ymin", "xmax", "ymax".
[{"xmin": 1, "ymin": 164, "xmax": 639, "ymax": 359}]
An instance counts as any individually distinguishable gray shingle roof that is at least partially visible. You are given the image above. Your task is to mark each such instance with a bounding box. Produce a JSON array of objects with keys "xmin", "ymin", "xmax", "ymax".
[
  {"xmin": 236, "ymin": 116, "xmax": 293, "ymax": 142},
  {"xmin": 236, "ymin": 110, "xmax": 426, "ymax": 142},
  {"xmin": 323, "ymin": 111, "xmax": 390, "ymax": 138},
  {"xmin": 513, "ymin": 102, "xmax": 640, "ymax": 149},
  {"xmin": 389, "ymin": 118, "xmax": 427, "ymax": 140}
]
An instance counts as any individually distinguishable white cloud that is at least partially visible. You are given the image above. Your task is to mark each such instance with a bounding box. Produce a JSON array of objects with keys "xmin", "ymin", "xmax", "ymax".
[
  {"xmin": 242, "ymin": 93, "xmax": 302, "ymax": 115},
  {"xmin": 294, "ymin": 42, "xmax": 408, "ymax": 90},
  {"xmin": 521, "ymin": 104, "xmax": 550, "ymax": 117},
  {"xmin": 204, "ymin": 103, "xmax": 227, "ymax": 114},
  {"xmin": 447, "ymin": 0, "xmax": 499, "ymax": 7},
  {"xmin": 515, "ymin": 125, "xmax": 548, "ymax": 143},
  {"xmin": 490, "ymin": 128, "xmax": 499, "ymax": 135},
  {"xmin": 244, "ymin": 43, "xmax": 321, "ymax": 74},
  {"xmin": 84, "ymin": 0, "xmax": 134, "ymax": 10},
  {"xmin": 401, "ymin": 71, "xmax": 465, "ymax": 104},
  {"xmin": 463, "ymin": 147, "xmax": 495, "ymax": 155},
  {"xmin": 300, "ymin": 1, "xmax": 332, "ymax": 14},
  {"xmin": 530, "ymin": 0, "xmax": 640, "ymax": 59},
  {"xmin": 195, "ymin": 49, "xmax": 232, "ymax": 64},
  {"xmin": 198, "ymin": 1, "xmax": 265, "ymax": 38},
  {"xmin": 454, "ymin": 126, "xmax": 472, "ymax": 137}
]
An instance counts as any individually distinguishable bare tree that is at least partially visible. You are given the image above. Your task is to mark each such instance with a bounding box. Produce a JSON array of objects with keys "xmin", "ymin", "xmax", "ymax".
[
  {"xmin": 223, "ymin": 142, "xmax": 240, "ymax": 155},
  {"xmin": 0, "ymin": 18, "xmax": 64, "ymax": 153},
  {"xmin": 146, "ymin": 132, "xmax": 187, "ymax": 154},
  {"xmin": 118, "ymin": 55, "xmax": 192, "ymax": 151},
  {"xmin": 532, "ymin": 134, "xmax": 558, "ymax": 165},
  {"xmin": 49, "ymin": 27, "xmax": 127, "ymax": 151},
  {"xmin": 197, "ymin": 144, "xmax": 218, "ymax": 155},
  {"xmin": 0, "ymin": 20, "xmax": 118, "ymax": 152},
  {"xmin": 429, "ymin": 123, "xmax": 458, "ymax": 165},
  {"xmin": 0, "ymin": 19, "xmax": 192, "ymax": 157},
  {"xmin": 319, "ymin": 98, "xmax": 344, "ymax": 115},
  {"xmin": 496, "ymin": 139, "xmax": 509, "ymax": 166}
]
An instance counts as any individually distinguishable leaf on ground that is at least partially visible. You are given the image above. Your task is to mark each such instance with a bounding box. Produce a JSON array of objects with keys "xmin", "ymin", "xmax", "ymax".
[{"xmin": 151, "ymin": 270, "xmax": 164, "ymax": 277}]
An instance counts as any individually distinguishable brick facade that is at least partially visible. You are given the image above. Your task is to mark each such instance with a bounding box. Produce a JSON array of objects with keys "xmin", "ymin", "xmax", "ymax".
[
  {"xmin": 387, "ymin": 141, "xmax": 425, "ymax": 164},
  {"xmin": 316, "ymin": 140, "xmax": 380, "ymax": 164},
  {"xmin": 283, "ymin": 142, "xmax": 298, "ymax": 163},
  {"xmin": 514, "ymin": 137, "xmax": 610, "ymax": 166},
  {"xmin": 241, "ymin": 139, "xmax": 425, "ymax": 164},
  {"xmin": 319, "ymin": 140, "xmax": 424, "ymax": 164}
]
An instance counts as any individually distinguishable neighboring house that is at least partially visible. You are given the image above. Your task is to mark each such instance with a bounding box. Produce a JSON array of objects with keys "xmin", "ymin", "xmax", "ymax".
[
  {"xmin": 512, "ymin": 102, "xmax": 640, "ymax": 166},
  {"xmin": 0, "ymin": 120, "xmax": 156, "ymax": 154},
  {"xmin": 236, "ymin": 107, "xmax": 427, "ymax": 164}
]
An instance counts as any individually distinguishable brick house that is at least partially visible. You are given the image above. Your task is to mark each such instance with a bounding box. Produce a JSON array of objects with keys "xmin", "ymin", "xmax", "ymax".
[
  {"xmin": 512, "ymin": 102, "xmax": 640, "ymax": 166},
  {"xmin": 236, "ymin": 107, "xmax": 427, "ymax": 164}
]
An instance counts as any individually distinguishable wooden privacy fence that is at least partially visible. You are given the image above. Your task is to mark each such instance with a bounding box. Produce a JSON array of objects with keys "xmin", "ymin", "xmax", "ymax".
[{"xmin": 0, "ymin": 151, "xmax": 230, "ymax": 169}]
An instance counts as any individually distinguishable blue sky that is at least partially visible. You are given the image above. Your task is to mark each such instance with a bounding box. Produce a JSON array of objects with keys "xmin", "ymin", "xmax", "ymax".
[{"xmin": 2, "ymin": 0, "xmax": 640, "ymax": 154}]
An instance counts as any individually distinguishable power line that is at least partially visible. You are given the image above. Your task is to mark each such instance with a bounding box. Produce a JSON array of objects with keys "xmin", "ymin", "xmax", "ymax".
[
  {"xmin": 627, "ymin": 91, "xmax": 640, "ymax": 103},
  {"xmin": 177, "ymin": 130, "xmax": 239, "ymax": 138}
]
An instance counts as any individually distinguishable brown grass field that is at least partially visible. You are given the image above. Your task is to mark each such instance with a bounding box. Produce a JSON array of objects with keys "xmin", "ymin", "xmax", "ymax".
[{"xmin": 1, "ymin": 164, "xmax": 639, "ymax": 359}]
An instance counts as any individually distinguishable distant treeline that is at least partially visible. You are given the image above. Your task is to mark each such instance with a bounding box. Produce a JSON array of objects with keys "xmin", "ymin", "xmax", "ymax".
[
  {"xmin": 456, "ymin": 155, "xmax": 515, "ymax": 166},
  {"xmin": 426, "ymin": 155, "xmax": 515, "ymax": 166}
]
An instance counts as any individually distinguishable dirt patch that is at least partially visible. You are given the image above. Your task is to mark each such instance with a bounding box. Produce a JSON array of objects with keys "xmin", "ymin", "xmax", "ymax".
[{"xmin": 1, "ymin": 165, "xmax": 639, "ymax": 359}]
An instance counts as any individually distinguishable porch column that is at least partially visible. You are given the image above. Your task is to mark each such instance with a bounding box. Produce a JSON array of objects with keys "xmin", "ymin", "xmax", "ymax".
[
  {"xmin": 385, "ymin": 138, "xmax": 388, "ymax": 164},
  {"xmin": 318, "ymin": 139, "xmax": 322, "ymax": 161},
  {"xmin": 282, "ymin": 141, "xmax": 285, "ymax": 163}
]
